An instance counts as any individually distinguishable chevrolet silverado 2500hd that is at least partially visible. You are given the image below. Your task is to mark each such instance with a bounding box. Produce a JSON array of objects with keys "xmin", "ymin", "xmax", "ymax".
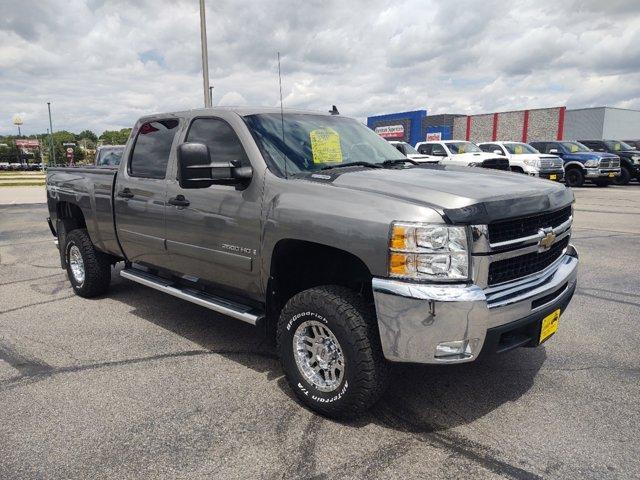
[{"xmin": 46, "ymin": 107, "xmax": 578, "ymax": 418}]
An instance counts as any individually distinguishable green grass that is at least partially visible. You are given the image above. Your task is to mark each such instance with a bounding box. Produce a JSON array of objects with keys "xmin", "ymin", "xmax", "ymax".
[{"xmin": 0, "ymin": 181, "xmax": 45, "ymax": 187}]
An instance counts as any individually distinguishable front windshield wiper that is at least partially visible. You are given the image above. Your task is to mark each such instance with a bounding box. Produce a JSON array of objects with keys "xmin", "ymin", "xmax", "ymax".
[
  {"xmin": 321, "ymin": 161, "xmax": 382, "ymax": 171},
  {"xmin": 382, "ymin": 158, "xmax": 419, "ymax": 167}
]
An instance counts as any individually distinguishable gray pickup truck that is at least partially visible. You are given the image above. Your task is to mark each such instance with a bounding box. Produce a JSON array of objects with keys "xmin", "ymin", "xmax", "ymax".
[{"xmin": 46, "ymin": 107, "xmax": 578, "ymax": 418}]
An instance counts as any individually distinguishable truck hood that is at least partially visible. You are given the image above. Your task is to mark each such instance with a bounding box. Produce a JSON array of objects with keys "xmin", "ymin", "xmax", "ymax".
[
  {"xmin": 564, "ymin": 151, "xmax": 618, "ymax": 161},
  {"xmin": 450, "ymin": 152, "xmax": 499, "ymax": 161},
  {"xmin": 329, "ymin": 165, "xmax": 573, "ymax": 224}
]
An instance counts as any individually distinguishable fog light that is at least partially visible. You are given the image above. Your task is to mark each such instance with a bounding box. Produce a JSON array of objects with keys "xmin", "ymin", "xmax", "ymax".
[{"xmin": 435, "ymin": 340, "xmax": 472, "ymax": 358}]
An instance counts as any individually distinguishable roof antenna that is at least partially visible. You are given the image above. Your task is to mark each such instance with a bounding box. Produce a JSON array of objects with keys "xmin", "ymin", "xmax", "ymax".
[
  {"xmin": 329, "ymin": 105, "xmax": 340, "ymax": 115},
  {"xmin": 277, "ymin": 52, "xmax": 288, "ymax": 179}
]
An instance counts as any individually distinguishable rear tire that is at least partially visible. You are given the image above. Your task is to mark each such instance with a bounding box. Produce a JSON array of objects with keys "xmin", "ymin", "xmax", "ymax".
[
  {"xmin": 65, "ymin": 229, "xmax": 111, "ymax": 298},
  {"xmin": 277, "ymin": 286, "xmax": 389, "ymax": 419},
  {"xmin": 613, "ymin": 166, "xmax": 630, "ymax": 186},
  {"xmin": 565, "ymin": 168, "xmax": 585, "ymax": 187}
]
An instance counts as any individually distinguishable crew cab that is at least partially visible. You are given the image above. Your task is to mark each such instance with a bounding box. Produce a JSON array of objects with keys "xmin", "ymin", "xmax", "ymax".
[
  {"xmin": 414, "ymin": 140, "xmax": 509, "ymax": 170},
  {"xmin": 46, "ymin": 107, "xmax": 578, "ymax": 418},
  {"xmin": 478, "ymin": 141, "xmax": 564, "ymax": 182},
  {"xmin": 529, "ymin": 141, "xmax": 621, "ymax": 188},
  {"xmin": 578, "ymin": 140, "xmax": 640, "ymax": 185},
  {"xmin": 388, "ymin": 141, "xmax": 437, "ymax": 163}
]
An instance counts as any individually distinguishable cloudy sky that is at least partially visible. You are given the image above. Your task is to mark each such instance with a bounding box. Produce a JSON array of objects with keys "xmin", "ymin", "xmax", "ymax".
[{"xmin": 1, "ymin": 0, "xmax": 639, "ymax": 135}]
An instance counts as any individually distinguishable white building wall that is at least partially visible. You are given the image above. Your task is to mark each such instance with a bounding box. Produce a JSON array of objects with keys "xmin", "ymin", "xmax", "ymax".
[
  {"xmin": 564, "ymin": 108, "xmax": 605, "ymax": 140},
  {"xmin": 602, "ymin": 108, "xmax": 640, "ymax": 139}
]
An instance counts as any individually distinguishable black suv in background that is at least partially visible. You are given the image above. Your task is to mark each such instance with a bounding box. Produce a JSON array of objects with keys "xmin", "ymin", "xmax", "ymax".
[{"xmin": 579, "ymin": 140, "xmax": 640, "ymax": 185}]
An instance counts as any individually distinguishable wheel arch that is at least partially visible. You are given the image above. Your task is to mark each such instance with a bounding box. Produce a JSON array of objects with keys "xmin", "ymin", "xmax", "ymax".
[{"xmin": 266, "ymin": 239, "xmax": 374, "ymax": 334}]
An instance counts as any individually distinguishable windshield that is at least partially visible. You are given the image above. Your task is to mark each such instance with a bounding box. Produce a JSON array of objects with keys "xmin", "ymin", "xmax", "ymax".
[
  {"xmin": 605, "ymin": 140, "xmax": 634, "ymax": 151},
  {"xmin": 444, "ymin": 141, "xmax": 482, "ymax": 154},
  {"xmin": 244, "ymin": 114, "xmax": 406, "ymax": 174},
  {"xmin": 97, "ymin": 147, "xmax": 124, "ymax": 166},
  {"xmin": 504, "ymin": 143, "xmax": 538, "ymax": 155},
  {"xmin": 400, "ymin": 142, "xmax": 419, "ymax": 155},
  {"xmin": 560, "ymin": 141, "xmax": 590, "ymax": 153}
]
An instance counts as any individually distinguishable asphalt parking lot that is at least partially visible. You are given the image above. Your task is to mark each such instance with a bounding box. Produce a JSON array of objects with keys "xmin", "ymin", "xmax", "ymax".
[{"xmin": 1, "ymin": 185, "xmax": 639, "ymax": 479}]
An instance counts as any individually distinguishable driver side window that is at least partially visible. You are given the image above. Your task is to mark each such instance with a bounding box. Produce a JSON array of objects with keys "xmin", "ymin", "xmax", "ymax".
[
  {"xmin": 186, "ymin": 118, "xmax": 250, "ymax": 167},
  {"xmin": 431, "ymin": 144, "xmax": 447, "ymax": 156}
]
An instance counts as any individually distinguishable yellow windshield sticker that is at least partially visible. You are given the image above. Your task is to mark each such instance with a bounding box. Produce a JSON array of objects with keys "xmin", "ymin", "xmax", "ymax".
[
  {"xmin": 514, "ymin": 145, "xmax": 524, "ymax": 154},
  {"xmin": 310, "ymin": 128, "xmax": 343, "ymax": 164},
  {"xmin": 458, "ymin": 146, "xmax": 466, "ymax": 154},
  {"xmin": 613, "ymin": 143, "xmax": 621, "ymax": 151},
  {"xmin": 570, "ymin": 145, "xmax": 579, "ymax": 152}
]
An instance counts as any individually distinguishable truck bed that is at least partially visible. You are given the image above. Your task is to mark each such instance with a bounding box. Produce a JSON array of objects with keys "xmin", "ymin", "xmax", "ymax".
[{"xmin": 46, "ymin": 166, "xmax": 122, "ymax": 256}]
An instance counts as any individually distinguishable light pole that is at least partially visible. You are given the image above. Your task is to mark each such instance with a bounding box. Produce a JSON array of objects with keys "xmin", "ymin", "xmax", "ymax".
[
  {"xmin": 199, "ymin": 0, "xmax": 212, "ymax": 107},
  {"xmin": 47, "ymin": 102, "xmax": 56, "ymax": 165}
]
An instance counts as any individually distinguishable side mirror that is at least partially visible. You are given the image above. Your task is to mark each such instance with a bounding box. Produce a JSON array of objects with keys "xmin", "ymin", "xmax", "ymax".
[
  {"xmin": 493, "ymin": 149, "xmax": 503, "ymax": 155},
  {"xmin": 548, "ymin": 149, "xmax": 559, "ymax": 154},
  {"xmin": 177, "ymin": 142, "xmax": 252, "ymax": 189}
]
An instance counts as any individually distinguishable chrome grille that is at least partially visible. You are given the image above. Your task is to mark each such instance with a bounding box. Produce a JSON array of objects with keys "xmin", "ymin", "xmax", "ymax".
[
  {"xmin": 539, "ymin": 157, "xmax": 563, "ymax": 170},
  {"xmin": 488, "ymin": 237, "xmax": 569, "ymax": 285},
  {"xmin": 600, "ymin": 158, "xmax": 620, "ymax": 168}
]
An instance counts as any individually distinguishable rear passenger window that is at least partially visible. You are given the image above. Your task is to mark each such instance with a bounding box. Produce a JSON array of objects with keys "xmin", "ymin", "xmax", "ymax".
[
  {"xmin": 129, "ymin": 119, "xmax": 179, "ymax": 178},
  {"xmin": 417, "ymin": 144, "xmax": 432, "ymax": 155},
  {"xmin": 186, "ymin": 118, "xmax": 249, "ymax": 167}
]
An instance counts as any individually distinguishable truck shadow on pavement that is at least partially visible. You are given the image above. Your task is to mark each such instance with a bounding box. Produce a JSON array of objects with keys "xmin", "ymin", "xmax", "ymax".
[{"xmin": 108, "ymin": 271, "xmax": 546, "ymax": 434}]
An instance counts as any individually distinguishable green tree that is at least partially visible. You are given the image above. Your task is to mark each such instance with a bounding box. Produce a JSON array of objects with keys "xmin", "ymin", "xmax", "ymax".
[
  {"xmin": 99, "ymin": 128, "xmax": 131, "ymax": 145},
  {"xmin": 78, "ymin": 129, "xmax": 97, "ymax": 142}
]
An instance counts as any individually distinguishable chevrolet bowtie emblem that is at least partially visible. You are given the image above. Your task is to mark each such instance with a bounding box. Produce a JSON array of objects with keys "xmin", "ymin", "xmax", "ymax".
[{"xmin": 538, "ymin": 228, "xmax": 556, "ymax": 251}]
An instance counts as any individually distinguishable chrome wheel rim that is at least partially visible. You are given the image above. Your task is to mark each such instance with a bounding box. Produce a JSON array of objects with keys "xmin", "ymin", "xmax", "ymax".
[
  {"xmin": 293, "ymin": 320, "xmax": 345, "ymax": 392},
  {"xmin": 68, "ymin": 244, "xmax": 85, "ymax": 284}
]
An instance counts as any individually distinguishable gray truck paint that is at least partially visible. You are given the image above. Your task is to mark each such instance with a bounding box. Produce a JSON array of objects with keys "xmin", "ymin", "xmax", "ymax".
[{"xmin": 46, "ymin": 107, "xmax": 573, "ymax": 307}]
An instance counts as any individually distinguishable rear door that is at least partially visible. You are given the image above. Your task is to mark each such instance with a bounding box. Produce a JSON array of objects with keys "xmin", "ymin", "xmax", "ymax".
[{"xmin": 114, "ymin": 118, "xmax": 180, "ymax": 266}]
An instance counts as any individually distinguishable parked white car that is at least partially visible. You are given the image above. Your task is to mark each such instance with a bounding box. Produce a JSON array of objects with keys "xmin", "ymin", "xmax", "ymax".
[
  {"xmin": 414, "ymin": 140, "xmax": 509, "ymax": 170},
  {"xmin": 478, "ymin": 141, "xmax": 565, "ymax": 182},
  {"xmin": 388, "ymin": 141, "xmax": 437, "ymax": 163}
]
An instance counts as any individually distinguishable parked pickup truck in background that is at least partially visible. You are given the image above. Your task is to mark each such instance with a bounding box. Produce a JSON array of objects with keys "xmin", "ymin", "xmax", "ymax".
[
  {"xmin": 414, "ymin": 140, "xmax": 510, "ymax": 170},
  {"xmin": 529, "ymin": 141, "xmax": 621, "ymax": 188},
  {"xmin": 388, "ymin": 141, "xmax": 437, "ymax": 163},
  {"xmin": 578, "ymin": 139, "xmax": 640, "ymax": 186},
  {"xmin": 46, "ymin": 107, "xmax": 578, "ymax": 418},
  {"xmin": 95, "ymin": 145, "xmax": 126, "ymax": 167},
  {"xmin": 478, "ymin": 141, "xmax": 565, "ymax": 182}
]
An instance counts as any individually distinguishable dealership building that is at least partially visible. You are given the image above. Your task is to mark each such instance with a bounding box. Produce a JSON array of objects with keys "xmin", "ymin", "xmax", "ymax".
[{"xmin": 367, "ymin": 106, "xmax": 640, "ymax": 145}]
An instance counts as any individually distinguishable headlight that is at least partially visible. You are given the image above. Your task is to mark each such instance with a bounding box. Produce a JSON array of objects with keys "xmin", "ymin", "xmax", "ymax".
[
  {"xmin": 523, "ymin": 158, "xmax": 540, "ymax": 167},
  {"xmin": 584, "ymin": 159, "xmax": 600, "ymax": 167},
  {"xmin": 389, "ymin": 223, "xmax": 469, "ymax": 281}
]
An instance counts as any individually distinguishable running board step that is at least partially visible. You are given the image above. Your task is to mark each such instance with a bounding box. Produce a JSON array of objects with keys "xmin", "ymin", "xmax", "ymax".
[{"xmin": 120, "ymin": 268, "xmax": 264, "ymax": 326}]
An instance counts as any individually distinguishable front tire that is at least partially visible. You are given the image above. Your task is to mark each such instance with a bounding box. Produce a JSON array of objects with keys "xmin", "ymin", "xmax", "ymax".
[
  {"xmin": 613, "ymin": 166, "xmax": 630, "ymax": 186},
  {"xmin": 277, "ymin": 286, "xmax": 389, "ymax": 418},
  {"xmin": 565, "ymin": 168, "xmax": 585, "ymax": 187},
  {"xmin": 65, "ymin": 229, "xmax": 111, "ymax": 298}
]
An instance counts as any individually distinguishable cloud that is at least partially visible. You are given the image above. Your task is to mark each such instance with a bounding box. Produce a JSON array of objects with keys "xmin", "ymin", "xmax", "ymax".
[{"xmin": 0, "ymin": 0, "xmax": 638, "ymax": 135}]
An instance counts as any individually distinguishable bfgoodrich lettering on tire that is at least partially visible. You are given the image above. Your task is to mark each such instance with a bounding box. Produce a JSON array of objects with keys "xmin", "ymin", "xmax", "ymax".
[{"xmin": 277, "ymin": 285, "xmax": 389, "ymax": 418}]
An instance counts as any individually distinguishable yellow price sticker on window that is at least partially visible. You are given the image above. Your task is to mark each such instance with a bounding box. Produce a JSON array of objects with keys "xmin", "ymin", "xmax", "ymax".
[
  {"xmin": 310, "ymin": 128, "xmax": 343, "ymax": 164},
  {"xmin": 613, "ymin": 143, "xmax": 621, "ymax": 151},
  {"xmin": 514, "ymin": 145, "xmax": 524, "ymax": 154},
  {"xmin": 570, "ymin": 145, "xmax": 579, "ymax": 152}
]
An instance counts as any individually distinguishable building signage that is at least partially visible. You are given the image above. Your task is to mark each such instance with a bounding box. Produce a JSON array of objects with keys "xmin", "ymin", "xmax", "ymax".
[
  {"xmin": 426, "ymin": 132, "xmax": 442, "ymax": 141},
  {"xmin": 15, "ymin": 139, "xmax": 40, "ymax": 148},
  {"xmin": 375, "ymin": 124, "xmax": 405, "ymax": 139}
]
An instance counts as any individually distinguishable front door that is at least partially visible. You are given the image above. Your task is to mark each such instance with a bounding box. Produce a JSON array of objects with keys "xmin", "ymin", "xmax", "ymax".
[
  {"xmin": 114, "ymin": 118, "xmax": 180, "ymax": 266},
  {"xmin": 164, "ymin": 116, "xmax": 263, "ymax": 299}
]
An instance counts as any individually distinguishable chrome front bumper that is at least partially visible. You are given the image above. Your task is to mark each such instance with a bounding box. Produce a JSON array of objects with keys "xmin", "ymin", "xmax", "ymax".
[
  {"xmin": 372, "ymin": 245, "xmax": 579, "ymax": 364},
  {"xmin": 585, "ymin": 167, "xmax": 620, "ymax": 178}
]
